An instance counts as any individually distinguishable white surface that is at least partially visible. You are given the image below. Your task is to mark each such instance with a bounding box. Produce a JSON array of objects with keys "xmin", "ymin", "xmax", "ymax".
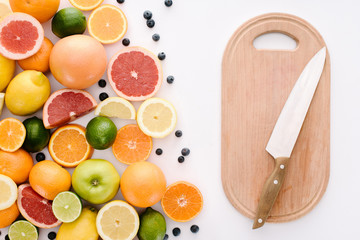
[{"xmin": 1, "ymin": 0, "xmax": 360, "ymax": 239}]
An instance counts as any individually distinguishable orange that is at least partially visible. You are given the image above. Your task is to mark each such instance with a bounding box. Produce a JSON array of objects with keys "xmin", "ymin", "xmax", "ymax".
[
  {"xmin": 120, "ymin": 161, "xmax": 166, "ymax": 208},
  {"xmin": 0, "ymin": 149, "xmax": 33, "ymax": 184},
  {"xmin": 0, "ymin": 202, "xmax": 19, "ymax": 228},
  {"xmin": 69, "ymin": 0, "xmax": 103, "ymax": 11},
  {"xmin": 112, "ymin": 124, "xmax": 152, "ymax": 165},
  {"xmin": 18, "ymin": 37, "xmax": 53, "ymax": 72},
  {"xmin": 161, "ymin": 181, "xmax": 203, "ymax": 222},
  {"xmin": 29, "ymin": 160, "xmax": 71, "ymax": 200},
  {"xmin": 88, "ymin": 4, "xmax": 127, "ymax": 44},
  {"xmin": 0, "ymin": 118, "xmax": 26, "ymax": 152},
  {"xmin": 9, "ymin": 0, "xmax": 60, "ymax": 23},
  {"xmin": 49, "ymin": 124, "xmax": 93, "ymax": 168}
]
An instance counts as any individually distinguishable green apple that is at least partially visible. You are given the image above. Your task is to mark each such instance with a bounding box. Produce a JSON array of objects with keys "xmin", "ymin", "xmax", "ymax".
[{"xmin": 72, "ymin": 159, "xmax": 120, "ymax": 204}]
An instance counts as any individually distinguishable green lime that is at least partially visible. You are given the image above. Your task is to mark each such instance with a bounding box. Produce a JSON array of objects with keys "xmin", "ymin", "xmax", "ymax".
[
  {"xmin": 86, "ymin": 116, "xmax": 117, "ymax": 150},
  {"xmin": 9, "ymin": 220, "xmax": 38, "ymax": 240},
  {"xmin": 52, "ymin": 191, "xmax": 82, "ymax": 223},
  {"xmin": 138, "ymin": 207, "xmax": 166, "ymax": 240},
  {"xmin": 52, "ymin": 7, "xmax": 86, "ymax": 38},
  {"xmin": 22, "ymin": 116, "xmax": 50, "ymax": 152}
]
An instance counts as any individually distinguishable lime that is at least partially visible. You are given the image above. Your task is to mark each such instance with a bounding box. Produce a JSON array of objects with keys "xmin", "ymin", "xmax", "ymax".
[
  {"xmin": 22, "ymin": 116, "xmax": 50, "ymax": 152},
  {"xmin": 8, "ymin": 220, "xmax": 38, "ymax": 240},
  {"xmin": 52, "ymin": 7, "xmax": 86, "ymax": 38},
  {"xmin": 52, "ymin": 191, "xmax": 82, "ymax": 223},
  {"xmin": 138, "ymin": 207, "xmax": 166, "ymax": 240},
  {"xmin": 86, "ymin": 116, "xmax": 117, "ymax": 150}
]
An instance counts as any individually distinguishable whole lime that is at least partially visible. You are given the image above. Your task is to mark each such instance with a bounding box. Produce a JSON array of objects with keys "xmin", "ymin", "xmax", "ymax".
[
  {"xmin": 52, "ymin": 7, "xmax": 86, "ymax": 38},
  {"xmin": 138, "ymin": 207, "xmax": 166, "ymax": 240},
  {"xmin": 23, "ymin": 116, "xmax": 50, "ymax": 152},
  {"xmin": 86, "ymin": 117, "xmax": 117, "ymax": 150}
]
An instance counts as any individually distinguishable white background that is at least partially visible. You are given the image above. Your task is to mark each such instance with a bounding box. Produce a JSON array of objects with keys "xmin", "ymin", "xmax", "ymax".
[{"xmin": 1, "ymin": 0, "xmax": 360, "ymax": 239}]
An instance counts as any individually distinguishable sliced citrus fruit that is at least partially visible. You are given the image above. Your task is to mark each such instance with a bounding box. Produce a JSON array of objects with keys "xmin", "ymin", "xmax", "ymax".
[
  {"xmin": 0, "ymin": 117, "xmax": 26, "ymax": 152},
  {"xmin": 0, "ymin": 12, "xmax": 44, "ymax": 60},
  {"xmin": 96, "ymin": 200, "xmax": 139, "ymax": 240},
  {"xmin": 0, "ymin": 174, "xmax": 17, "ymax": 210},
  {"xmin": 112, "ymin": 124, "xmax": 152, "ymax": 164},
  {"xmin": 49, "ymin": 124, "xmax": 93, "ymax": 167},
  {"xmin": 52, "ymin": 191, "xmax": 82, "ymax": 223},
  {"xmin": 137, "ymin": 98, "xmax": 177, "ymax": 138},
  {"xmin": 8, "ymin": 220, "xmax": 38, "ymax": 240},
  {"xmin": 95, "ymin": 97, "xmax": 136, "ymax": 119},
  {"xmin": 161, "ymin": 181, "xmax": 203, "ymax": 222},
  {"xmin": 69, "ymin": 0, "xmax": 103, "ymax": 11},
  {"xmin": 88, "ymin": 4, "xmax": 127, "ymax": 44},
  {"xmin": 108, "ymin": 47, "xmax": 162, "ymax": 101},
  {"xmin": 43, "ymin": 89, "xmax": 97, "ymax": 129},
  {"xmin": 0, "ymin": 92, "xmax": 4, "ymax": 116},
  {"xmin": 0, "ymin": 0, "xmax": 12, "ymax": 22}
]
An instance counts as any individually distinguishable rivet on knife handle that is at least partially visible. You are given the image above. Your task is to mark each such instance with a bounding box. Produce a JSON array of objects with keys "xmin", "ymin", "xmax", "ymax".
[{"xmin": 252, "ymin": 157, "xmax": 289, "ymax": 229}]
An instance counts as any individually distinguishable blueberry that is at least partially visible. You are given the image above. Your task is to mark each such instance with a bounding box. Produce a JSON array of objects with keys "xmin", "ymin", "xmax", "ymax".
[
  {"xmin": 190, "ymin": 225, "xmax": 200, "ymax": 233},
  {"xmin": 143, "ymin": 10, "xmax": 152, "ymax": 20},
  {"xmin": 172, "ymin": 227, "xmax": 181, "ymax": 236},
  {"xmin": 5, "ymin": 235, "xmax": 9, "ymax": 240},
  {"xmin": 175, "ymin": 130, "xmax": 182, "ymax": 137},
  {"xmin": 146, "ymin": 19, "xmax": 155, "ymax": 28},
  {"xmin": 152, "ymin": 33, "xmax": 160, "ymax": 41},
  {"xmin": 164, "ymin": 0, "xmax": 173, "ymax": 7},
  {"xmin": 181, "ymin": 148, "xmax": 190, "ymax": 156},
  {"xmin": 156, "ymin": 148, "xmax": 163, "ymax": 155},
  {"xmin": 99, "ymin": 92, "xmax": 109, "ymax": 101},
  {"xmin": 117, "ymin": 0, "xmax": 125, "ymax": 3},
  {"xmin": 163, "ymin": 234, "xmax": 169, "ymax": 240},
  {"xmin": 122, "ymin": 38, "xmax": 130, "ymax": 46},
  {"xmin": 98, "ymin": 79, "xmax": 106, "ymax": 88},
  {"xmin": 178, "ymin": 156, "xmax": 185, "ymax": 163},
  {"xmin": 36, "ymin": 152, "xmax": 45, "ymax": 162},
  {"xmin": 167, "ymin": 75, "xmax": 174, "ymax": 84},
  {"xmin": 158, "ymin": 52, "xmax": 166, "ymax": 60},
  {"xmin": 48, "ymin": 231, "xmax": 57, "ymax": 240}
]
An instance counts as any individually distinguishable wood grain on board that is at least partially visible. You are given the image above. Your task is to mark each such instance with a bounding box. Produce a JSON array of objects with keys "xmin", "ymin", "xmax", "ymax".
[{"xmin": 221, "ymin": 13, "xmax": 330, "ymax": 222}]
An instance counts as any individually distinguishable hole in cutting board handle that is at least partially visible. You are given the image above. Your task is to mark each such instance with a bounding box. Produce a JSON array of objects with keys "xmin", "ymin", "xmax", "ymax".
[{"xmin": 253, "ymin": 32, "xmax": 298, "ymax": 50}]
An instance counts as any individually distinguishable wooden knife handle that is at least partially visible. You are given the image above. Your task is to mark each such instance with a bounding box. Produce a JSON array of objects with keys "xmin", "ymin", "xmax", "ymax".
[{"xmin": 252, "ymin": 157, "xmax": 289, "ymax": 229}]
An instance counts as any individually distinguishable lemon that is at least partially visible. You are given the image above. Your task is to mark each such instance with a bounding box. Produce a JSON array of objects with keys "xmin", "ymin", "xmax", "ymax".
[
  {"xmin": 0, "ymin": 0, "xmax": 12, "ymax": 22},
  {"xmin": 0, "ymin": 174, "xmax": 17, "ymax": 210},
  {"xmin": 95, "ymin": 97, "xmax": 136, "ymax": 119},
  {"xmin": 0, "ymin": 53, "xmax": 15, "ymax": 92},
  {"xmin": 0, "ymin": 93, "xmax": 4, "ymax": 116},
  {"xmin": 5, "ymin": 70, "xmax": 51, "ymax": 116}
]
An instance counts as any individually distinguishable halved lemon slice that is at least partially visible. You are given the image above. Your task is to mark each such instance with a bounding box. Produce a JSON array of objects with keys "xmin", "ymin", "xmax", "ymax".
[
  {"xmin": 0, "ymin": 174, "xmax": 17, "ymax": 210},
  {"xmin": 69, "ymin": 0, "xmax": 104, "ymax": 11},
  {"xmin": 96, "ymin": 200, "xmax": 139, "ymax": 240},
  {"xmin": 0, "ymin": 93, "xmax": 4, "ymax": 116},
  {"xmin": 95, "ymin": 97, "xmax": 136, "ymax": 119},
  {"xmin": 137, "ymin": 98, "xmax": 177, "ymax": 138},
  {"xmin": 0, "ymin": 0, "xmax": 12, "ymax": 22}
]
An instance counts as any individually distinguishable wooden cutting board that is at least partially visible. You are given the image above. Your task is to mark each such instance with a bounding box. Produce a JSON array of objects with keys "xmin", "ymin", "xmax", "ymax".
[{"xmin": 221, "ymin": 13, "xmax": 330, "ymax": 223}]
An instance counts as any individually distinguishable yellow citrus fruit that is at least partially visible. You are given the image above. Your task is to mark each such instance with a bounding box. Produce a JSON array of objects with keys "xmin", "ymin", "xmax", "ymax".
[
  {"xmin": 0, "ymin": 0, "xmax": 12, "ymax": 22},
  {"xmin": 0, "ymin": 202, "xmax": 19, "ymax": 228},
  {"xmin": 0, "ymin": 53, "xmax": 15, "ymax": 92},
  {"xmin": 0, "ymin": 93, "xmax": 4, "ymax": 116},
  {"xmin": 9, "ymin": 0, "xmax": 60, "ymax": 23},
  {"xmin": 69, "ymin": 0, "xmax": 103, "ymax": 11},
  {"xmin": 0, "ymin": 149, "xmax": 33, "ymax": 184},
  {"xmin": 0, "ymin": 118, "xmax": 26, "ymax": 152},
  {"xmin": 0, "ymin": 173, "xmax": 17, "ymax": 210},
  {"xmin": 94, "ymin": 97, "xmax": 136, "ymax": 119}
]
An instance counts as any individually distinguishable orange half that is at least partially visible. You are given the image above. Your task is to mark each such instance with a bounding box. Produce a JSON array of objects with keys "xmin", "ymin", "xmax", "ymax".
[
  {"xmin": 69, "ymin": 0, "xmax": 104, "ymax": 11},
  {"xmin": 49, "ymin": 124, "xmax": 93, "ymax": 167},
  {"xmin": 0, "ymin": 118, "xmax": 26, "ymax": 152},
  {"xmin": 88, "ymin": 4, "xmax": 128, "ymax": 44}
]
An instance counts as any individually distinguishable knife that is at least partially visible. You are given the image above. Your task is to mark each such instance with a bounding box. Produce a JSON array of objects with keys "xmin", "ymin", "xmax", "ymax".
[{"xmin": 252, "ymin": 47, "xmax": 327, "ymax": 229}]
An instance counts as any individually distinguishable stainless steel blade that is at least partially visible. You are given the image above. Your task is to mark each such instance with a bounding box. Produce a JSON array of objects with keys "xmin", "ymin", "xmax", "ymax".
[{"xmin": 266, "ymin": 47, "xmax": 326, "ymax": 159}]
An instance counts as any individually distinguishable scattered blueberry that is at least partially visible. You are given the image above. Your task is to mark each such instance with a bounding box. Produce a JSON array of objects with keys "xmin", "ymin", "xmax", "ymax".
[
  {"xmin": 167, "ymin": 75, "xmax": 174, "ymax": 84},
  {"xmin": 117, "ymin": 0, "xmax": 125, "ymax": 3},
  {"xmin": 0, "ymin": 230, "xmax": 1, "ymax": 236},
  {"xmin": 175, "ymin": 130, "xmax": 182, "ymax": 137},
  {"xmin": 99, "ymin": 92, "xmax": 109, "ymax": 101},
  {"xmin": 178, "ymin": 156, "xmax": 185, "ymax": 163},
  {"xmin": 152, "ymin": 33, "xmax": 160, "ymax": 41},
  {"xmin": 5, "ymin": 235, "xmax": 9, "ymax": 240},
  {"xmin": 172, "ymin": 227, "xmax": 181, "ymax": 236},
  {"xmin": 190, "ymin": 225, "xmax": 200, "ymax": 233},
  {"xmin": 122, "ymin": 38, "xmax": 130, "ymax": 46},
  {"xmin": 156, "ymin": 148, "xmax": 163, "ymax": 155},
  {"xmin": 98, "ymin": 79, "xmax": 106, "ymax": 88},
  {"xmin": 36, "ymin": 152, "xmax": 46, "ymax": 162},
  {"xmin": 163, "ymin": 234, "xmax": 169, "ymax": 240},
  {"xmin": 165, "ymin": 0, "xmax": 173, "ymax": 7},
  {"xmin": 158, "ymin": 52, "xmax": 166, "ymax": 60},
  {"xmin": 143, "ymin": 10, "xmax": 152, "ymax": 20},
  {"xmin": 181, "ymin": 148, "xmax": 190, "ymax": 156},
  {"xmin": 146, "ymin": 19, "xmax": 155, "ymax": 28},
  {"xmin": 48, "ymin": 231, "xmax": 57, "ymax": 240}
]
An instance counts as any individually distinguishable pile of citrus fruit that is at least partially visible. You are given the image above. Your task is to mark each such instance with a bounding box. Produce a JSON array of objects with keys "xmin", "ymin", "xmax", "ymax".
[{"xmin": 0, "ymin": 0, "xmax": 203, "ymax": 239}]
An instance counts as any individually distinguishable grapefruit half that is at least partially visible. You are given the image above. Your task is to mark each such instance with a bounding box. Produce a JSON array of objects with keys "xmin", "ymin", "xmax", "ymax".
[
  {"xmin": 17, "ymin": 184, "xmax": 61, "ymax": 228},
  {"xmin": 0, "ymin": 12, "xmax": 44, "ymax": 60},
  {"xmin": 43, "ymin": 89, "xmax": 97, "ymax": 129},
  {"xmin": 108, "ymin": 46, "xmax": 162, "ymax": 101}
]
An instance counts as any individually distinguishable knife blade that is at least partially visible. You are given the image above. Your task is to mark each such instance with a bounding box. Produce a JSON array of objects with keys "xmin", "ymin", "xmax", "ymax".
[{"xmin": 252, "ymin": 47, "xmax": 327, "ymax": 229}]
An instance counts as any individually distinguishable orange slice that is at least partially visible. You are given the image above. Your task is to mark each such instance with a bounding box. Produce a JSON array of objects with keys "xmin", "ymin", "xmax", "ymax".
[
  {"xmin": 112, "ymin": 124, "xmax": 152, "ymax": 165},
  {"xmin": 161, "ymin": 181, "xmax": 203, "ymax": 222},
  {"xmin": 49, "ymin": 124, "xmax": 93, "ymax": 167},
  {"xmin": 88, "ymin": 4, "xmax": 127, "ymax": 44},
  {"xmin": 69, "ymin": 0, "xmax": 104, "ymax": 11},
  {"xmin": 0, "ymin": 118, "xmax": 26, "ymax": 152}
]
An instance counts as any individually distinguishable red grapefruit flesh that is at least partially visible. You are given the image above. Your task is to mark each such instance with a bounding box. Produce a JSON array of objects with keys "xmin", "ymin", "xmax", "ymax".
[
  {"xmin": 17, "ymin": 184, "xmax": 61, "ymax": 228},
  {"xmin": 108, "ymin": 46, "xmax": 162, "ymax": 101},
  {"xmin": 43, "ymin": 89, "xmax": 97, "ymax": 129},
  {"xmin": 0, "ymin": 13, "xmax": 44, "ymax": 60}
]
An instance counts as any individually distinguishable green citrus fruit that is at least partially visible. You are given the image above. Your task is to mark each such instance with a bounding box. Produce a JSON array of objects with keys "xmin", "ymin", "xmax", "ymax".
[
  {"xmin": 138, "ymin": 207, "xmax": 166, "ymax": 240},
  {"xmin": 85, "ymin": 116, "xmax": 117, "ymax": 150},
  {"xmin": 52, "ymin": 7, "xmax": 86, "ymax": 38},
  {"xmin": 23, "ymin": 116, "xmax": 50, "ymax": 152}
]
